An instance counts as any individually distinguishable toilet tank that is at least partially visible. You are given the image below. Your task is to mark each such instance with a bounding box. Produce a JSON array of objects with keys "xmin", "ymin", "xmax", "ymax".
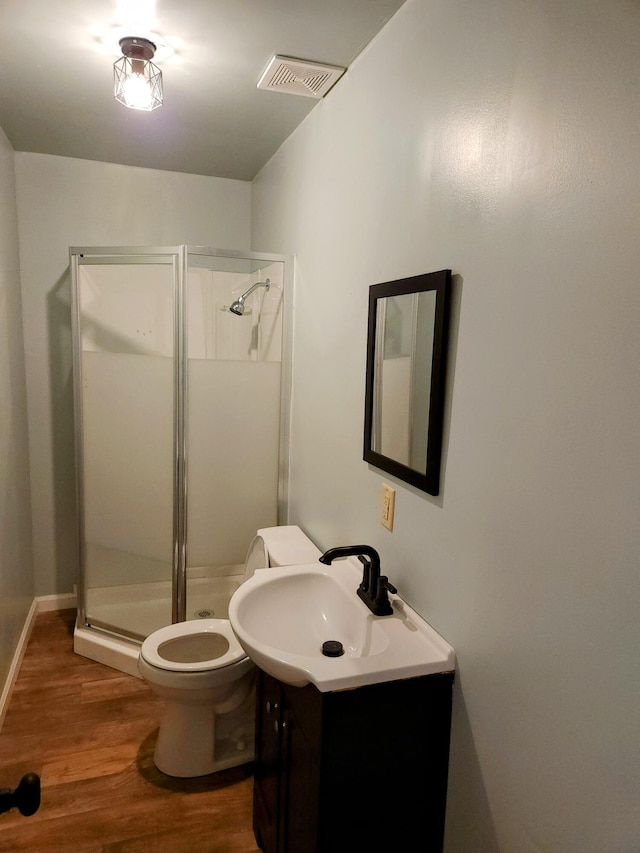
[{"xmin": 242, "ymin": 525, "xmax": 321, "ymax": 582}]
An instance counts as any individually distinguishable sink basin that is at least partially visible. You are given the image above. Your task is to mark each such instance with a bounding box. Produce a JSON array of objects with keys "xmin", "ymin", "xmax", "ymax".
[{"xmin": 228, "ymin": 559, "xmax": 455, "ymax": 691}]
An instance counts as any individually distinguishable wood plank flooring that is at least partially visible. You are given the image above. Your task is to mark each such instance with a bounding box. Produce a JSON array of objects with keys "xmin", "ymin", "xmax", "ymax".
[{"xmin": 0, "ymin": 610, "xmax": 261, "ymax": 852}]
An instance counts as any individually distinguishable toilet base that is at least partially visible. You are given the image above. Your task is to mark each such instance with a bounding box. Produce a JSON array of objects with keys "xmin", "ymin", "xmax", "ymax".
[{"xmin": 153, "ymin": 678, "xmax": 256, "ymax": 778}]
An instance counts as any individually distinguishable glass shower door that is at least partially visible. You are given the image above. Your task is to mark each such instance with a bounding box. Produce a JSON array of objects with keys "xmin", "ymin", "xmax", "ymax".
[
  {"xmin": 184, "ymin": 251, "xmax": 285, "ymax": 621},
  {"xmin": 73, "ymin": 252, "xmax": 178, "ymax": 640}
]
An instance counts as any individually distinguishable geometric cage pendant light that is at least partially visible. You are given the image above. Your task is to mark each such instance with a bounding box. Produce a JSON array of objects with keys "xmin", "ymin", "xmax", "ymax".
[{"xmin": 114, "ymin": 37, "xmax": 163, "ymax": 111}]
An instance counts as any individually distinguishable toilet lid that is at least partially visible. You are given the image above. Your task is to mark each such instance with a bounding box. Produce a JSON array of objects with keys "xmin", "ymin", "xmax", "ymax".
[{"xmin": 140, "ymin": 619, "xmax": 247, "ymax": 673}]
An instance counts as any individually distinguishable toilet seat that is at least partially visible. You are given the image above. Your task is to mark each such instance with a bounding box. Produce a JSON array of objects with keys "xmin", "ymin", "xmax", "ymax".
[{"xmin": 140, "ymin": 618, "xmax": 247, "ymax": 673}]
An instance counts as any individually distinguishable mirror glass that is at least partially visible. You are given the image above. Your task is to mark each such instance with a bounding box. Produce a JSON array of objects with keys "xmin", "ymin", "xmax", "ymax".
[{"xmin": 364, "ymin": 270, "xmax": 450, "ymax": 495}]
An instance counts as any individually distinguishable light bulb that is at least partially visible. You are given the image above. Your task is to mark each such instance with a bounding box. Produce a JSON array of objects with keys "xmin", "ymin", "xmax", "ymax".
[{"xmin": 121, "ymin": 73, "xmax": 153, "ymax": 110}]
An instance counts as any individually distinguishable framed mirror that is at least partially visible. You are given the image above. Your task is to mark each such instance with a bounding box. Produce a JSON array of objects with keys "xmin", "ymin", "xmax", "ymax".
[{"xmin": 363, "ymin": 269, "xmax": 451, "ymax": 495}]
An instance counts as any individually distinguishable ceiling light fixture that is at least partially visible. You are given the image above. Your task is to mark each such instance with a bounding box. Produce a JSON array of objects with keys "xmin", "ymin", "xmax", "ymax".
[{"xmin": 114, "ymin": 37, "xmax": 163, "ymax": 111}]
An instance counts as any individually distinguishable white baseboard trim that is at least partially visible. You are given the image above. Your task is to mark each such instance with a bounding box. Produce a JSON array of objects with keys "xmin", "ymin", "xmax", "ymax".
[
  {"xmin": 0, "ymin": 592, "xmax": 77, "ymax": 732},
  {"xmin": 0, "ymin": 599, "xmax": 39, "ymax": 732},
  {"xmin": 36, "ymin": 591, "xmax": 77, "ymax": 613}
]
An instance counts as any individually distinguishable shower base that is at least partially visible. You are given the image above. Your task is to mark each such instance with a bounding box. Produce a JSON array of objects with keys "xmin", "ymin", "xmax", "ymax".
[{"xmin": 74, "ymin": 569, "xmax": 243, "ymax": 678}]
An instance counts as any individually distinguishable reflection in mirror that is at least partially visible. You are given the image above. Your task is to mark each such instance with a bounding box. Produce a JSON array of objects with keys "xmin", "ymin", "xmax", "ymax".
[
  {"xmin": 373, "ymin": 290, "xmax": 436, "ymax": 473},
  {"xmin": 364, "ymin": 270, "xmax": 451, "ymax": 495}
]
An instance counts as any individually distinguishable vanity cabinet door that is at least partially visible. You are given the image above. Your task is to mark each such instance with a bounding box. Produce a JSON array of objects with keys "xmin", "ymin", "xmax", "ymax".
[
  {"xmin": 254, "ymin": 673, "xmax": 323, "ymax": 853},
  {"xmin": 279, "ymin": 683, "xmax": 322, "ymax": 852},
  {"xmin": 253, "ymin": 672, "xmax": 284, "ymax": 853}
]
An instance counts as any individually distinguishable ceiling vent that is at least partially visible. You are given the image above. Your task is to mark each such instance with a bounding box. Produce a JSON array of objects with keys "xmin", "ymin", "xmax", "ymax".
[{"xmin": 257, "ymin": 55, "xmax": 346, "ymax": 99}]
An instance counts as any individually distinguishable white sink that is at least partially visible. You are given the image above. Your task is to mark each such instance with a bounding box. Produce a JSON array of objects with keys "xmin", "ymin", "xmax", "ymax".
[{"xmin": 228, "ymin": 558, "xmax": 455, "ymax": 692}]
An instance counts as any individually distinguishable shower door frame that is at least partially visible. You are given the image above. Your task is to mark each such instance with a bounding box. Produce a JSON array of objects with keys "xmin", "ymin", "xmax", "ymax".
[{"xmin": 70, "ymin": 245, "xmax": 293, "ymax": 640}]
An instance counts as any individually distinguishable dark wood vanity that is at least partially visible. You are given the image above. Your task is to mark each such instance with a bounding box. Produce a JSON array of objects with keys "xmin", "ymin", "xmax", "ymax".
[{"xmin": 252, "ymin": 668, "xmax": 454, "ymax": 853}]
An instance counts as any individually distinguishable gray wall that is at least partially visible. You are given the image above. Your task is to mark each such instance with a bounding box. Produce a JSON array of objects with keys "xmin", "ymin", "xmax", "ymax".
[
  {"xmin": 252, "ymin": 0, "xmax": 640, "ymax": 850},
  {"xmin": 15, "ymin": 154, "xmax": 251, "ymax": 596},
  {"xmin": 0, "ymin": 128, "xmax": 34, "ymax": 694}
]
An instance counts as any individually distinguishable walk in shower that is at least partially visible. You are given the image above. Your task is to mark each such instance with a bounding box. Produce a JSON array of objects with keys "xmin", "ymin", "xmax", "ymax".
[{"xmin": 70, "ymin": 246, "xmax": 292, "ymax": 675}]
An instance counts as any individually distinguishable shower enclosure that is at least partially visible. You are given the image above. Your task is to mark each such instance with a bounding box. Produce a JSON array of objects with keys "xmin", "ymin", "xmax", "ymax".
[{"xmin": 70, "ymin": 246, "xmax": 292, "ymax": 673}]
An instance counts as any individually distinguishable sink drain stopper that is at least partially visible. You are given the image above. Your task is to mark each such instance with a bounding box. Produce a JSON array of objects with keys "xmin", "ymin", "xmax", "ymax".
[{"xmin": 322, "ymin": 640, "xmax": 344, "ymax": 657}]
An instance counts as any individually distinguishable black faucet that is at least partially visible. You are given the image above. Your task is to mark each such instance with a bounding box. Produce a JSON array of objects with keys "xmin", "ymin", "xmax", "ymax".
[{"xmin": 319, "ymin": 545, "xmax": 397, "ymax": 616}]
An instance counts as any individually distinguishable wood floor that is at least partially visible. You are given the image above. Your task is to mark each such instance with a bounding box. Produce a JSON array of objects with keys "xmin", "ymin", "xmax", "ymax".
[{"xmin": 0, "ymin": 610, "xmax": 261, "ymax": 852}]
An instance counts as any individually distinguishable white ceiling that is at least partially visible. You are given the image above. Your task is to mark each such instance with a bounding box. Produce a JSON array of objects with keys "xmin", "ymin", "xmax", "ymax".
[{"xmin": 0, "ymin": 0, "xmax": 406, "ymax": 181}]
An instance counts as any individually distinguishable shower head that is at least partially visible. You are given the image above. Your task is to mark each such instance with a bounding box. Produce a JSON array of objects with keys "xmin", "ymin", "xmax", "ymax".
[{"xmin": 229, "ymin": 279, "xmax": 271, "ymax": 315}]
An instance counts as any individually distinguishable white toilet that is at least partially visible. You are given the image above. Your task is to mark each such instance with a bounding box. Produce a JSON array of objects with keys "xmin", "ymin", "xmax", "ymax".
[{"xmin": 138, "ymin": 525, "xmax": 320, "ymax": 778}]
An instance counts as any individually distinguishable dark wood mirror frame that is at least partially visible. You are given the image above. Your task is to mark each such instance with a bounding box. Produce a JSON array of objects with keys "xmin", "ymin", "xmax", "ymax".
[{"xmin": 363, "ymin": 269, "xmax": 451, "ymax": 495}]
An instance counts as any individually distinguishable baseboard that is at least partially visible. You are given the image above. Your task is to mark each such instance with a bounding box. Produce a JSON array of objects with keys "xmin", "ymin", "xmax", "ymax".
[
  {"xmin": 0, "ymin": 599, "xmax": 39, "ymax": 732},
  {"xmin": 36, "ymin": 591, "xmax": 77, "ymax": 613},
  {"xmin": 0, "ymin": 591, "xmax": 78, "ymax": 732}
]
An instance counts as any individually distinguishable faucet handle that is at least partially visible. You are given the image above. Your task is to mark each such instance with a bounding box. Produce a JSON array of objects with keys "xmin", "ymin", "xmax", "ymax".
[
  {"xmin": 372, "ymin": 575, "xmax": 397, "ymax": 615},
  {"xmin": 380, "ymin": 577, "xmax": 397, "ymax": 596}
]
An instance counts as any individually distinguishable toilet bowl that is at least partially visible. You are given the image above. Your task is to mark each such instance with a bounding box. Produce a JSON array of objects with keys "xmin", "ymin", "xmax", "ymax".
[{"xmin": 138, "ymin": 525, "xmax": 320, "ymax": 778}]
